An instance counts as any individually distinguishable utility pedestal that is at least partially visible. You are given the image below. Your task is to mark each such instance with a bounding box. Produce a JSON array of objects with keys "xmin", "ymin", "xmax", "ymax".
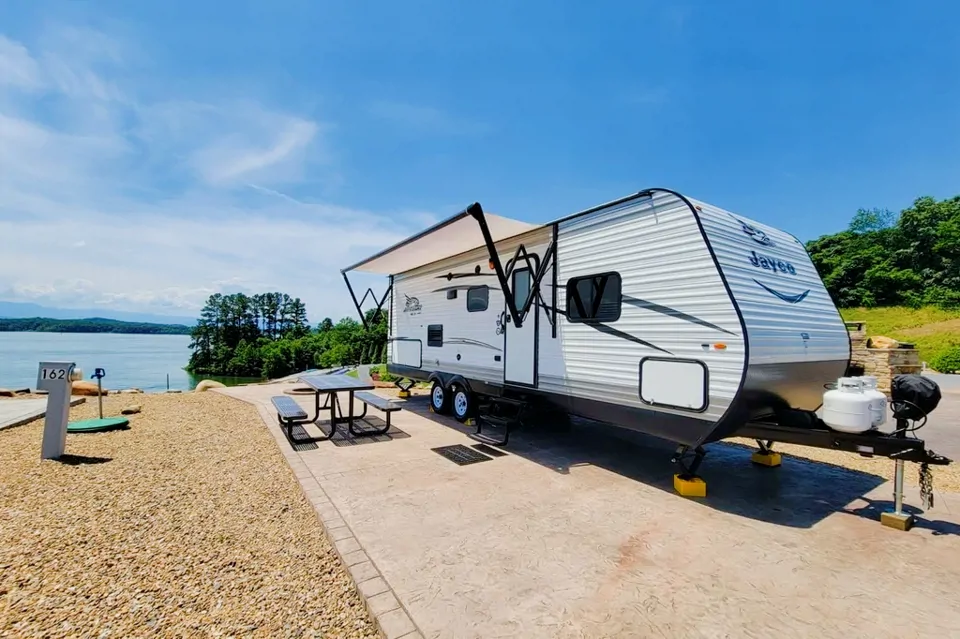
[{"xmin": 37, "ymin": 361, "xmax": 80, "ymax": 460}]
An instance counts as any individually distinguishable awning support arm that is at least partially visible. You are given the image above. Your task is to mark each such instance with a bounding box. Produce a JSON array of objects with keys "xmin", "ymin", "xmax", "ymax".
[
  {"xmin": 468, "ymin": 203, "xmax": 525, "ymax": 328},
  {"xmin": 468, "ymin": 202, "xmax": 558, "ymax": 331},
  {"xmin": 341, "ymin": 271, "xmax": 391, "ymax": 330},
  {"xmin": 520, "ymin": 241, "xmax": 555, "ymax": 319}
]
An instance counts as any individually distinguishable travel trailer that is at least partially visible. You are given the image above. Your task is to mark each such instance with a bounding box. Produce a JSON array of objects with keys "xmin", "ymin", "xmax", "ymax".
[{"xmin": 342, "ymin": 187, "xmax": 949, "ymax": 491}]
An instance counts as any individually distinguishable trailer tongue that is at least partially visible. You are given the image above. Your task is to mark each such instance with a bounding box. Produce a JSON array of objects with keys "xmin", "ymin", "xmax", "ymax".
[{"xmin": 734, "ymin": 372, "xmax": 950, "ymax": 530}]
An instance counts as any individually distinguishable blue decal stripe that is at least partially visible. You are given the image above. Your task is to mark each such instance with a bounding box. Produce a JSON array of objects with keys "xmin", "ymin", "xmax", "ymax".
[{"xmin": 753, "ymin": 280, "xmax": 810, "ymax": 304}]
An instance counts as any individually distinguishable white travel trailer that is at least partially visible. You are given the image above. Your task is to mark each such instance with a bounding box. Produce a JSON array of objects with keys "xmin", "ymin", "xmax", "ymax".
[{"xmin": 342, "ymin": 188, "xmax": 948, "ymax": 489}]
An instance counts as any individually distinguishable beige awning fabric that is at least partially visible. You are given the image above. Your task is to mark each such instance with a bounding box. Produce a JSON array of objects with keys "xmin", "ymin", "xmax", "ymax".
[{"xmin": 343, "ymin": 205, "xmax": 541, "ymax": 275}]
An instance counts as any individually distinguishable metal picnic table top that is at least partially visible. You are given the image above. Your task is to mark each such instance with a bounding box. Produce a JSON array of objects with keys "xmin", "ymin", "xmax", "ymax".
[{"xmin": 297, "ymin": 374, "xmax": 374, "ymax": 393}]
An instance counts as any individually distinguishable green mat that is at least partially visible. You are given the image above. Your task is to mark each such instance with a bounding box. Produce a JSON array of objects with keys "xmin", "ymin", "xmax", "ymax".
[{"xmin": 67, "ymin": 417, "xmax": 130, "ymax": 433}]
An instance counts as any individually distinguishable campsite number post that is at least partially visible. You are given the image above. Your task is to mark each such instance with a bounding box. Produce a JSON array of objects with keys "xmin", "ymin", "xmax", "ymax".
[{"xmin": 37, "ymin": 361, "xmax": 81, "ymax": 460}]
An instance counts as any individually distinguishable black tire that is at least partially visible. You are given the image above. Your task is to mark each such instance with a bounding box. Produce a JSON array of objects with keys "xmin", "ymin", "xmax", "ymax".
[
  {"xmin": 452, "ymin": 385, "xmax": 474, "ymax": 423},
  {"xmin": 430, "ymin": 381, "xmax": 450, "ymax": 414}
]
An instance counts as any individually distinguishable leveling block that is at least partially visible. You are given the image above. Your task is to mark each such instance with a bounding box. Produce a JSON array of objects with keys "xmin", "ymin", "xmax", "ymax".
[
  {"xmin": 673, "ymin": 474, "xmax": 707, "ymax": 498},
  {"xmin": 67, "ymin": 417, "xmax": 129, "ymax": 433}
]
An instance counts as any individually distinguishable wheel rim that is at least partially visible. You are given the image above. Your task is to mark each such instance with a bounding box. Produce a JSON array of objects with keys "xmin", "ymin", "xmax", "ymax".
[
  {"xmin": 454, "ymin": 392, "xmax": 468, "ymax": 417},
  {"xmin": 432, "ymin": 385, "xmax": 444, "ymax": 408}
]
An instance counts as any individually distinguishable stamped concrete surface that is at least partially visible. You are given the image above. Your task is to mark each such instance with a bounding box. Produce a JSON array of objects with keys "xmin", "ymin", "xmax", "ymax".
[
  {"xmin": 221, "ymin": 384, "xmax": 960, "ymax": 639},
  {"xmin": 0, "ymin": 397, "xmax": 84, "ymax": 431}
]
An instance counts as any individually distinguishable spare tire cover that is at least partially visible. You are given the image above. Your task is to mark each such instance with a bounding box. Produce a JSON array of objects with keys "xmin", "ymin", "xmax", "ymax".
[{"xmin": 891, "ymin": 374, "xmax": 941, "ymax": 420}]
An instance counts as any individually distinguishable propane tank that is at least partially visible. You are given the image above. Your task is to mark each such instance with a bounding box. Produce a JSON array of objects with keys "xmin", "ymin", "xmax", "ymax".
[
  {"xmin": 822, "ymin": 377, "xmax": 874, "ymax": 433},
  {"xmin": 858, "ymin": 376, "xmax": 887, "ymax": 428}
]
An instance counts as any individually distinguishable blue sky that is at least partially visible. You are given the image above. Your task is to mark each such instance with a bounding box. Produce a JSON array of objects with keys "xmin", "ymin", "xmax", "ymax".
[{"xmin": 1, "ymin": 1, "xmax": 957, "ymax": 321}]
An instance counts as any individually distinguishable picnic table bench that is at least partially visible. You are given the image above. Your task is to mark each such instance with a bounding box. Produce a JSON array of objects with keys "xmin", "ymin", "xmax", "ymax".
[
  {"xmin": 271, "ymin": 395, "xmax": 310, "ymax": 442},
  {"xmin": 269, "ymin": 374, "xmax": 402, "ymax": 443},
  {"xmin": 354, "ymin": 391, "xmax": 401, "ymax": 430}
]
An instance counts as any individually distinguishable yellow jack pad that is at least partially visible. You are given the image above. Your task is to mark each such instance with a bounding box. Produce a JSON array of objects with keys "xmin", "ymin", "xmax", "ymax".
[
  {"xmin": 397, "ymin": 390, "xmax": 411, "ymax": 399},
  {"xmin": 751, "ymin": 451, "xmax": 782, "ymax": 467},
  {"xmin": 674, "ymin": 474, "xmax": 707, "ymax": 498},
  {"xmin": 880, "ymin": 511, "xmax": 914, "ymax": 531}
]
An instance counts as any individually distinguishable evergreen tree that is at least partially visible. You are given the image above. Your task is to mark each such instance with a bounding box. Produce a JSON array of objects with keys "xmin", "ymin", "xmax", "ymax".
[{"xmin": 186, "ymin": 291, "xmax": 388, "ymax": 378}]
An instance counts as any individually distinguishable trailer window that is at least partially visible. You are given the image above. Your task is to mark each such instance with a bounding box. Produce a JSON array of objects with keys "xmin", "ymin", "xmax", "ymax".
[
  {"xmin": 512, "ymin": 268, "xmax": 532, "ymax": 311},
  {"xmin": 566, "ymin": 272, "xmax": 621, "ymax": 323},
  {"xmin": 427, "ymin": 324, "xmax": 443, "ymax": 347},
  {"xmin": 466, "ymin": 286, "xmax": 488, "ymax": 312}
]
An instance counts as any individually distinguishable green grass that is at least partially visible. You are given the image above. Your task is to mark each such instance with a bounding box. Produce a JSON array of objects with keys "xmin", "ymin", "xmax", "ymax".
[
  {"xmin": 345, "ymin": 369, "xmax": 359, "ymax": 378},
  {"xmin": 840, "ymin": 306, "xmax": 960, "ymax": 363}
]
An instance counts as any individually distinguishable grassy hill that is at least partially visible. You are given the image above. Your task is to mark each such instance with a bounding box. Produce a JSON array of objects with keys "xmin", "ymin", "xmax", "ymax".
[{"xmin": 840, "ymin": 306, "xmax": 960, "ymax": 363}]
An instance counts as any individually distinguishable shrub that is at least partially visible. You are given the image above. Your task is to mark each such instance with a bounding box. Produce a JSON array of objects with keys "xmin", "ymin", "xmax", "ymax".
[
  {"xmin": 930, "ymin": 346, "xmax": 960, "ymax": 374},
  {"xmin": 369, "ymin": 364, "xmax": 400, "ymax": 383}
]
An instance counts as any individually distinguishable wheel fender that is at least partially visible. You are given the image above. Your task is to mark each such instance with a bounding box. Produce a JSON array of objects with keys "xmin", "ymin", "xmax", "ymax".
[
  {"xmin": 447, "ymin": 375, "xmax": 472, "ymax": 394},
  {"xmin": 427, "ymin": 372, "xmax": 450, "ymax": 388}
]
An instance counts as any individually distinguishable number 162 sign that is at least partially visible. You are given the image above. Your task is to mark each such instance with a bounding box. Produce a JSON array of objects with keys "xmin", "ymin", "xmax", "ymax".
[
  {"xmin": 37, "ymin": 362, "xmax": 77, "ymax": 390},
  {"xmin": 40, "ymin": 366, "xmax": 69, "ymax": 381}
]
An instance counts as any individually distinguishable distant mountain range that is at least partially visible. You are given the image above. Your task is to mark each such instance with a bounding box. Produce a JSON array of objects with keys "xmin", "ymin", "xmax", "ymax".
[{"xmin": 0, "ymin": 301, "xmax": 197, "ymax": 327}]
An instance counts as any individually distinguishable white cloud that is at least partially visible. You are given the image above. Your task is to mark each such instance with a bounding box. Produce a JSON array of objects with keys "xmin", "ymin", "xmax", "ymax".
[
  {"xmin": 0, "ymin": 35, "xmax": 42, "ymax": 89},
  {"xmin": 0, "ymin": 26, "xmax": 428, "ymax": 322},
  {"xmin": 191, "ymin": 116, "xmax": 320, "ymax": 185}
]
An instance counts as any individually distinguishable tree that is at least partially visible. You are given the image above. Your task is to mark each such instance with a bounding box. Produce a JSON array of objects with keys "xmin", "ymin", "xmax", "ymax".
[
  {"xmin": 807, "ymin": 194, "xmax": 960, "ymax": 309},
  {"xmin": 186, "ymin": 291, "xmax": 388, "ymax": 378},
  {"xmin": 848, "ymin": 207, "xmax": 897, "ymax": 234}
]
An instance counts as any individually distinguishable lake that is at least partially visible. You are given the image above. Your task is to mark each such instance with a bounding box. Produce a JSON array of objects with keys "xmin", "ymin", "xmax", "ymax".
[{"xmin": 0, "ymin": 332, "xmax": 259, "ymax": 392}]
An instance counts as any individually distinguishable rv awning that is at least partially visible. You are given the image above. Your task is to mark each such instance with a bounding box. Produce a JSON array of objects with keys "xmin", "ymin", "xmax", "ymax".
[{"xmin": 342, "ymin": 203, "xmax": 541, "ymax": 275}]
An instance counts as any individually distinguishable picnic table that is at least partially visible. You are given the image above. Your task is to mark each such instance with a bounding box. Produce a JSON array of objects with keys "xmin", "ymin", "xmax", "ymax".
[{"xmin": 297, "ymin": 374, "xmax": 377, "ymax": 438}]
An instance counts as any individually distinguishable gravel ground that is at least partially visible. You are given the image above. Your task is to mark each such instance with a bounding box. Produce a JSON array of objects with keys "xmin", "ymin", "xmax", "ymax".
[
  {"xmin": 0, "ymin": 392, "xmax": 378, "ymax": 639},
  {"xmin": 725, "ymin": 436, "xmax": 960, "ymax": 493}
]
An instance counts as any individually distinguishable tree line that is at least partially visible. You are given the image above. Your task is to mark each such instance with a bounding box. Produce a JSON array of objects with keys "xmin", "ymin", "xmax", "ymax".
[
  {"xmin": 186, "ymin": 292, "xmax": 386, "ymax": 379},
  {"xmin": 0, "ymin": 317, "xmax": 191, "ymax": 334},
  {"xmin": 807, "ymin": 195, "xmax": 960, "ymax": 308}
]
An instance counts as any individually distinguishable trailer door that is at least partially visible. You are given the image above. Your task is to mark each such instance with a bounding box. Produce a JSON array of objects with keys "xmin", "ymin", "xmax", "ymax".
[{"xmin": 504, "ymin": 267, "xmax": 537, "ymax": 386}]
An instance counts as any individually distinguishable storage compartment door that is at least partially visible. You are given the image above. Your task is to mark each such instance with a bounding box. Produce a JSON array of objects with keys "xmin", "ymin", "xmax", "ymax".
[
  {"xmin": 639, "ymin": 357, "xmax": 708, "ymax": 412},
  {"xmin": 394, "ymin": 339, "xmax": 422, "ymax": 368}
]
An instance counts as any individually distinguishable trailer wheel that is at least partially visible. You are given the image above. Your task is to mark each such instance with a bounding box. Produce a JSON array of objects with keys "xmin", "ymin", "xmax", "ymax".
[
  {"xmin": 430, "ymin": 381, "xmax": 450, "ymax": 414},
  {"xmin": 452, "ymin": 386, "xmax": 473, "ymax": 423}
]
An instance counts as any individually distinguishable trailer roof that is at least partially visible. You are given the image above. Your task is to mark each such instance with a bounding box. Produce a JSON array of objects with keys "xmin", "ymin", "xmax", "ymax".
[{"xmin": 342, "ymin": 205, "xmax": 540, "ymax": 275}]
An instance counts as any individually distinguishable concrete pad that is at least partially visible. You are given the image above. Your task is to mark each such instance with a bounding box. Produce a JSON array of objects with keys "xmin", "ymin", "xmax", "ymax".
[
  {"xmin": 0, "ymin": 397, "xmax": 86, "ymax": 431},
  {"xmin": 220, "ymin": 384, "xmax": 960, "ymax": 639}
]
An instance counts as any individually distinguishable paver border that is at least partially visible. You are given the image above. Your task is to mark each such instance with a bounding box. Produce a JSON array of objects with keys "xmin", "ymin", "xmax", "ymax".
[
  {"xmin": 244, "ymin": 395, "xmax": 425, "ymax": 639},
  {"xmin": 0, "ymin": 397, "xmax": 86, "ymax": 431}
]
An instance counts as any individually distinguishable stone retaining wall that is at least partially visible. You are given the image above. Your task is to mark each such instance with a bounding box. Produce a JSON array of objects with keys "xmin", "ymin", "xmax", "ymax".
[{"xmin": 845, "ymin": 321, "xmax": 922, "ymax": 395}]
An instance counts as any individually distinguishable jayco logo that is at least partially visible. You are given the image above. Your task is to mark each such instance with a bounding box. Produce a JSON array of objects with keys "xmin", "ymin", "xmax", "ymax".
[{"xmin": 749, "ymin": 250, "xmax": 797, "ymax": 275}]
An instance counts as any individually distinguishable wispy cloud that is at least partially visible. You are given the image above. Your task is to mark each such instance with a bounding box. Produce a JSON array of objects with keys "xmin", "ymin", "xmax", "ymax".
[
  {"xmin": 367, "ymin": 100, "xmax": 490, "ymax": 136},
  {"xmin": 191, "ymin": 116, "xmax": 320, "ymax": 185},
  {"xmin": 0, "ymin": 25, "xmax": 424, "ymax": 321},
  {"xmin": 0, "ymin": 35, "xmax": 42, "ymax": 89}
]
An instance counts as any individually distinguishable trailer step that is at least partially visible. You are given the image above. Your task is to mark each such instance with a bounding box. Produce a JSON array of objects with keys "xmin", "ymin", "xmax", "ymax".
[{"xmin": 469, "ymin": 397, "xmax": 526, "ymax": 447}]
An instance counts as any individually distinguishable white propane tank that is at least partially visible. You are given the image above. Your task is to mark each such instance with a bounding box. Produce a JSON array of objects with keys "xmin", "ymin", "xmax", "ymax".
[
  {"xmin": 822, "ymin": 377, "xmax": 874, "ymax": 433},
  {"xmin": 859, "ymin": 376, "xmax": 887, "ymax": 428}
]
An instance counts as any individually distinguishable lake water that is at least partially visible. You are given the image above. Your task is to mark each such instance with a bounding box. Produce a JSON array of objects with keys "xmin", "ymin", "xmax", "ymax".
[{"xmin": 0, "ymin": 333, "xmax": 258, "ymax": 392}]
